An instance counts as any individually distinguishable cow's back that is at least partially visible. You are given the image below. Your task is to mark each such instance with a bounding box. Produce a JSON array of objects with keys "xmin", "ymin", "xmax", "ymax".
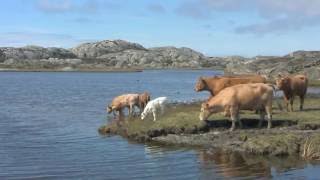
[
  {"xmin": 216, "ymin": 76, "xmax": 266, "ymax": 93},
  {"xmin": 218, "ymin": 83, "xmax": 273, "ymax": 110},
  {"xmin": 291, "ymin": 75, "xmax": 308, "ymax": 96}
]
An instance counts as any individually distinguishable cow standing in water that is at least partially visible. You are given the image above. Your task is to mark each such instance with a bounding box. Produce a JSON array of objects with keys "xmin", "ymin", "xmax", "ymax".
[
  {"xmin": 276, "ymin": 74, "xmax": 308, "ymax": 112},
  {"xmin": 199, "ymin": 83, "xmax": 274, "ymax": 131},
  {"xmin": 194, "ymin": 75, "xmax": 267, "ymax": 97},
  {"xmin": 107, "ymin": 94, "xmax": 140, "ymax": 118}
]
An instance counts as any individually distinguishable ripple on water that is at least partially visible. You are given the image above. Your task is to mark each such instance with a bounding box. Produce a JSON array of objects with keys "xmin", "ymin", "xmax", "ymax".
[{"xmin": 1, "ymin": 70, "xmax": 320, "ymax": 179}]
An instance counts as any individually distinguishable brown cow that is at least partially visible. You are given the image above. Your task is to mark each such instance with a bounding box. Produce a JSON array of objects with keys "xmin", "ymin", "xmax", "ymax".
[
  {"xmin": 195, "ymin": 75, "xmax": 267, "ymax": 96},
  {"xmin": 107, "ymin": 94, "xmax": 140, "ymax": 118},
  {"xmin": 138, "ymin": 92, "xmax": 151, "ymax": 111},
  {"xmin": 199, "ymin": 83, "xmax": 274, "ymax": 131},
  {"xmin": 276, "ymin": 74, "xmax": 308, "ymax": 112}
]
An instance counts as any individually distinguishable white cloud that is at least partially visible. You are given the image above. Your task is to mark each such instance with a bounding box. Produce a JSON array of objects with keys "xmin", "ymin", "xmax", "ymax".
[
  {"xmin": 0, "ymin": 32, "xmax": 95, "ymax": 47},
  {"xmin": 176, "ymin": 0, "xmax": 320, "ymax": 34},
  {"xmin": 146, "ymin": 3, "xmax": 166, "ymax": 14},
  {"xmin": 36, "ymin": 0, "xmax": 99, "ymax": 14}
]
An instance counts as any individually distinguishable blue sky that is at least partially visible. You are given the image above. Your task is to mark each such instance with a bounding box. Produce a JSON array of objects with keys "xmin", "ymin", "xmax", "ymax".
[{"xmin": 1, "ymin": 0, "xmax": 320, "ymax": 57}]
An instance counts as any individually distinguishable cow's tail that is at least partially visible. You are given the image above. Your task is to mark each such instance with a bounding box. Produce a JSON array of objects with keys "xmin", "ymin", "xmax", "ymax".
[{"xmin": 267, "ymin": 84, "xmax": 283, "ymax": 111}]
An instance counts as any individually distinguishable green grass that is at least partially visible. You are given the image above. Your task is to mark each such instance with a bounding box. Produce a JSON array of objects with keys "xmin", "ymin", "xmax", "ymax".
[
  {"xmin": 99, "ymin": 98, "xmax": 320, "ymax": 137},
  {"xmin": 309, "ymin": 80, "xmax": 320, "ymax": 87}
]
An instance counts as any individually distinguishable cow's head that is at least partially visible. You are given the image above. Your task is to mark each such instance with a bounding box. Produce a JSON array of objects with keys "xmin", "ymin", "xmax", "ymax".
[
  {"xmin": 199, "ymin": 103, "xmax": 210, "ymax": 121},
  {"xmin": 195, "ymin": 77, "xmax": 206, "ymax": 92},
  {"xmin": 276, "ymin": 74, "xmax": 289, "ymax": 90},
  {"xmin": 107, "ymin": 105, "xmax": 113, "ymax": 113},
  {"xmin": 141, "ymin": 112, "xmax": 146, "ymax": 120}
]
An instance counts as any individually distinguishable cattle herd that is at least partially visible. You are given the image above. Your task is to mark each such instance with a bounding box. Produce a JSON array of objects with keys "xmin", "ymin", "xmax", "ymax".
[{"xmin": 107, "ymin": 73, "xmax": 308, "ymax": 131}]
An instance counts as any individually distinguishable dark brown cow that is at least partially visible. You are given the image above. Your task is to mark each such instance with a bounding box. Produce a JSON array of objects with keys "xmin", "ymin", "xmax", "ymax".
[
  {"xmin": 194, "ymin": 75, "xmax": 267, "ymax": 96},
  {"xmin": 276, "ymin": 74, "xmax": 308, "ymax": 112},
  {"xmin": 138, "ymin": 92, "xmax": 151, "ymax": 111}
]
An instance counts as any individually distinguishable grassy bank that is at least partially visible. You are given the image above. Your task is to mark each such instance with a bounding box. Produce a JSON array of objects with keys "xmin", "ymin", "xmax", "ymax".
[
  {"xmin": 99, "ymin": 98, "xmax": 320, "ymax": 159},
  {"xmin": 309, "ymin": 80, "xmax": 320, "ymax": 87}
]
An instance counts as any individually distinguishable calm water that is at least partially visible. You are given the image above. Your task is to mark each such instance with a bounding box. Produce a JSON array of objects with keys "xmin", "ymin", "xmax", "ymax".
[{"xmin": 1, "ymin": 70, "xmax": 320, "ymax": 179}]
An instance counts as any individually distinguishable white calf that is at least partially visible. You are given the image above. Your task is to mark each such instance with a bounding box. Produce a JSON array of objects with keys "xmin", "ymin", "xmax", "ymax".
[{"xmin": 141, "ymin": 97, "xmax": 168, "ymax": 121}]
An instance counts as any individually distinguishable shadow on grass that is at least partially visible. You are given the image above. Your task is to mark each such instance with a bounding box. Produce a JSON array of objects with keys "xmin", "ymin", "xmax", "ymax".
[{"xmin": 205, "ymin": 118, "xmax": 297, "ymax": 129}]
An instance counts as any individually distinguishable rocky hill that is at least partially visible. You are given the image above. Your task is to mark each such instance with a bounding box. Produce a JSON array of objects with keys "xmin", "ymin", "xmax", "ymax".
[
  {"xmin": 225, "ymin": 51, "xmax": 320, "ymax": 80},
  {"xmin": 0, "ymin": 40, "xmax": 227, "ymax": 70},
  {"xmin": 0, "ymin": 39, "xmax": 319, "ymax": 79},
  {"xmin": 71, "ymin": 40, "xmax": 214, "ymax": 68}
]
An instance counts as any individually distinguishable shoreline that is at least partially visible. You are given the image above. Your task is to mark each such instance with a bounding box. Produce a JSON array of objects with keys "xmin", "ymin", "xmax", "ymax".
[
  {"xmin": 0, "ymin": 68, "xmax": 144, "ymax": 73},
  {"xmin": 99, "ymin": 98, "xmax": 320, "ymax": 160},
  {"xmin": 0, "ymin": 67, "xmax": 223, "ymax": 73}
]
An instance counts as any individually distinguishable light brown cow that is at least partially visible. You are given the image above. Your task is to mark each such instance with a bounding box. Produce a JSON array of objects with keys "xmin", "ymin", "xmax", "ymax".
[
  {"xmin": 138, "ymin": 92, "xmax": 151, "ymax": 111},
  {"xmin": 199, "ymin": 83, "xmax": 274, "ymax": 131},
  {"xmin": 107, "ymin": 94, "xmax": 140, "ymax": 118},
  {"xmin": 276, "ymin": 74, "xmax": 308, "ymax": 112},
  {"xmin": 195, "ymin": 75, "xmax": 267, "ymax": 96}
]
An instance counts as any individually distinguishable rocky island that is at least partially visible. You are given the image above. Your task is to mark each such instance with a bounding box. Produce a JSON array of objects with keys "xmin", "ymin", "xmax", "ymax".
[{"xmin": 1, "ymin": 39, "xmax": 320, "ymax": 80}]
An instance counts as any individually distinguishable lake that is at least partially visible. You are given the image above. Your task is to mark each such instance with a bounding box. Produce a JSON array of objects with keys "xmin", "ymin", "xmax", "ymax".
[{"xmin": 1, "ymin": 70, "xmax": 320, "ymax": 179}]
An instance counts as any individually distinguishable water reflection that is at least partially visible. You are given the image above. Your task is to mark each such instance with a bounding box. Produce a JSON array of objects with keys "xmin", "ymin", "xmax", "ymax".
[
  {"xmin": 143, "ymin": 143, "xmax": 320, "ymax": 179},
  {"xmin": 198, "ymin": 149, "xmax": 271, "ymax": 178}
]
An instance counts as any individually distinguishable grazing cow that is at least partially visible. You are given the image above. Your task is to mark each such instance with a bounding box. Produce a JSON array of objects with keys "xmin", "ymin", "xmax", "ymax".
[
  {"xmin": 276, "ymin": 74, "xmax": 308, "ymax": 112},
  {"xmin": 107, "ymin": 94, "xmax": 140, "ymax": 118},
  {"xmin": 199, "ymin": 83, "xmax": 274, "ymax": 131},
  {"xmin": 194, "ymin": 75, "xmax": 267, "ymax": 97},
  {"xmin": 141, "ymin": 97, "xmax": 168, "ymax": 121},
  {"xmin": 138, "ymin": 92, "xmax": 151, "ymax": 111}
]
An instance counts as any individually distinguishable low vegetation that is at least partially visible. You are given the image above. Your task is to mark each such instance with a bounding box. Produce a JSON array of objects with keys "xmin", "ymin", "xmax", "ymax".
[
  {"xmin": 99, "ymin": 98, "xmax": 320, "ymax": 159},
  {"xmin": 309, "ymin": 80, "xmax": 320, "ymax": 87}
]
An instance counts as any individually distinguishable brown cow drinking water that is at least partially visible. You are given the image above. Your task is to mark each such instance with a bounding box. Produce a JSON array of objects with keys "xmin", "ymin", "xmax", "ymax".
[
  {"xmin": 194, "ymin": 75, "xmax": 267, "ymax": 97},
  {"xmin": 107, "ymin": 94, "xmax": 140, "ymax": 118},
  {"xmin": 276, "ymin": 74, "xmax": 308, "ymax": 112},
  {"xmin": 199, "ymin": 83, "xmax": 274, "ymax": 131}
]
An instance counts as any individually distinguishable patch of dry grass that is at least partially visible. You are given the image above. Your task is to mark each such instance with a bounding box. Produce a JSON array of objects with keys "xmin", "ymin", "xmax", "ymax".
[{"xmin": 302, "ymin": 135, "xmax": 320, "ymax": 160}]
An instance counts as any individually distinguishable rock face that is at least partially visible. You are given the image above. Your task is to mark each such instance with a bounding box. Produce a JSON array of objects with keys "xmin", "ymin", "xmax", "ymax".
[
  {"xmin": 71, "ymin": 40, "xmax": 211, "ymax": 68},
  {"xmin": 71, "ymin": 40, "xmax": 146, "ymax": 59},
  {"xmin": 0, "ymin": 40, "xmax": 225, "ymax": 70},
  {"xmin": 1, "ymin": 45, "xmax": 76, "ymax": 60},
  {"xmin": 225, "ymin": 51, "xmax": 320, "ymax": 80},
  {"xmin": 1, "ymin": 39, "xmax": 320, "ymax": 79}
]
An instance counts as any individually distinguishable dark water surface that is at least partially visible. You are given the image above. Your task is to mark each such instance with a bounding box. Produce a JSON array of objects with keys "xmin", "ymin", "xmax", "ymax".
[{"xmin": 1, "ymin": 70, "xmax": 320, "ymax": 179}]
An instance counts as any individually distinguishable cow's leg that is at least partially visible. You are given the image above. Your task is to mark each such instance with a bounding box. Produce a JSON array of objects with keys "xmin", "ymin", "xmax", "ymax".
[
  {"xmin": 230, "ymin": 107, "xmax": 238, "ymax": 131},
  {"xmin": 112, "ymin": 110, "xmax": 116, "ymax": 118},
  {"xmin": 129, "ymin": 104, "xmax": 133, "ymax": 116},
  {"xmin": 118, "ymin": 110, "xmax": 124, "ymax": 121},
  {"xmin": 290, "ymin": 97, "xmax": 294, "ymax": 112},
  {"xmin": 258, "ymin": 110, "xmax": 266, "ymax": 128},
  {"xmin": 237, "ymin": 113, "xmax": 243, "ymax": 129},
  {"xmin": 265, "ymin": 105, "xmax": 272, "ymax": 129},
  {"xmin": 152, "ymin": 109, "xmax": 157, "ymax": 121},
  {"xmin": 140, "ymin": 103, "xmax": 144, "ymax": 114},
  {"xmin": 299, "ymin": 96, "xmax": 305, "ymax": 111},
  {"xmin": 284, "ymin": 96, "xmax": 289, "ymax": 112}
]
